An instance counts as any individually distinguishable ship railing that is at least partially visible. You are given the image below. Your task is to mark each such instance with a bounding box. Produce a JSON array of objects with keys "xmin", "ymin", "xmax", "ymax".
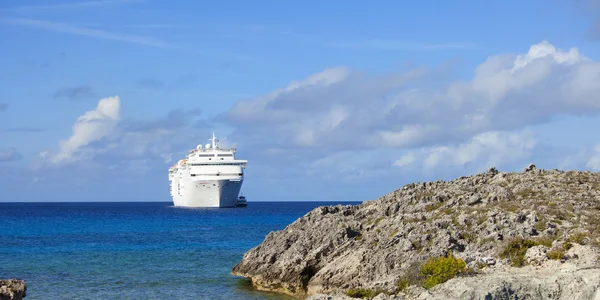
[{"xmin": 191, "ymin": 148, "xmax": 237, "ymax": 153}]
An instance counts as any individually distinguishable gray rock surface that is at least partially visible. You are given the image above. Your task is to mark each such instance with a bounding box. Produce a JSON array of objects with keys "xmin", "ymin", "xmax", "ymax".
[
  {"xmin": 0, "ymin": 280, "xmax": 26, "ymax": 300},
  {"xmin": 525, "ymin": 245, "xmax": 550, "ymax": 266},
  {"xmin": 232, "ymin": 166, "xmax": 600, "ymax": 298}
]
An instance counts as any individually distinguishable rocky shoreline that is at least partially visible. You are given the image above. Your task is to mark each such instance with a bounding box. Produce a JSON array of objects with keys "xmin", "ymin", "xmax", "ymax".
[
  {"xmin": 0, "ymin": 280, "xmax": 26, "ymax": 300},
  {"xmin": 232, "ymin": 165, "xmax": 600, "ymax": 299}
]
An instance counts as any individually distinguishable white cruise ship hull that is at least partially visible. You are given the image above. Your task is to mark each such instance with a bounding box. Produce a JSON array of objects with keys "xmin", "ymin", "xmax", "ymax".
[
  {"xmin": 174, "ymin": 179, "xmax": 243, "ymax": 208},
  {"xmin": 169, "ymin": 132, "xmax": 247, "ymax": 208}
]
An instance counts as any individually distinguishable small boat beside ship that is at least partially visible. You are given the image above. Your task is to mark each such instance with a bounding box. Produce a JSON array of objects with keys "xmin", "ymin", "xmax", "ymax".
[{"xmin": 236, "ymin": 195, "xmax": 247, "ymax": 207}]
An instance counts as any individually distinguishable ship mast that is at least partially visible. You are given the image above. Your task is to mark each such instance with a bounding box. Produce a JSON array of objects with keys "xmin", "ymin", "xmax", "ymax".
[{"xmin": 211, "ymin": 130, "xmax": 219, "ymax": 149}]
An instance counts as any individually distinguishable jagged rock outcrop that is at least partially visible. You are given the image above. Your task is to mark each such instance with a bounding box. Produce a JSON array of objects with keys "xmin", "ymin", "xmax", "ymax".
[
  {"xmin": 0, "ymin": 280, "xmax": 26, "ymax": 300},
  {"xmin": 232, "ymin": 166, "xmax": 600, "ymax": 299}
]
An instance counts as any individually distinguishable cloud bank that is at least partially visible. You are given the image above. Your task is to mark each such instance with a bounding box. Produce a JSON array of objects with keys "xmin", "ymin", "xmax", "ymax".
[
  {"xmin": 218, "ymin": 40, "xmax": 600, "ymax": 180},
  {"xmin": 23, "ymin": 40, "xmax": 600, "ymax": 201}
]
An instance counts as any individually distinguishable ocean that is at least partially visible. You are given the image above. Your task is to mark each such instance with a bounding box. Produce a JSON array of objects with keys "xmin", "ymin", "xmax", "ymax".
[{"xmin": 0, "ymin": 201, "xmax": 357, "ymax": 299}]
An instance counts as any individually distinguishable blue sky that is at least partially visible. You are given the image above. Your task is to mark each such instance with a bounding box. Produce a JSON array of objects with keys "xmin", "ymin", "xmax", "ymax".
[{"xmin": 1, "ymin": 0, "xmax": 600, "ymax": 202}]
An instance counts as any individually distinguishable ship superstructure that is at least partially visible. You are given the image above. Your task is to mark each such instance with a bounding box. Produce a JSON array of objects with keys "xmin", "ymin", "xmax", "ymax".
[{"xmin": 169, "ymin": 132, "xmax": 247, "ymax": 207}]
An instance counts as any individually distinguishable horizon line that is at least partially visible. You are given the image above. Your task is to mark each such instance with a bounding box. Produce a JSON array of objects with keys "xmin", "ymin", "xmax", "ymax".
[{"xmin": 0, "ymin": 200, "xmax": 365, "ymax": 203}]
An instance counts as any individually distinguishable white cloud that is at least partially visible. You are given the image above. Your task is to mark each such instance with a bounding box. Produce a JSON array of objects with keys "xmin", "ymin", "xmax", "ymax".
[
  {"xmin": 36, "ymin": 96, "xmax": 208, "ymax": 174},
  {"xmin": 394, "ymin": 130, "xmax": 537, "ymax": 172},
  {"xmin": 42, "ymin": 96, "xmax": 121, "ymax": 165},
  {"xmin": 219, "ymin": 40, "xmax": 600, "ymax": 179},
  {"xmin": 225, "ymin": 41, "xmax": 600, "ymax": 154}
]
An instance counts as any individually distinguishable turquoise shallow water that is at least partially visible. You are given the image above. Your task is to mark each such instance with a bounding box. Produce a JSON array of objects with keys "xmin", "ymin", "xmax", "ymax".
[{"xmin": 0, "ymin": 201, "xmax": 357, "ymax": 299}]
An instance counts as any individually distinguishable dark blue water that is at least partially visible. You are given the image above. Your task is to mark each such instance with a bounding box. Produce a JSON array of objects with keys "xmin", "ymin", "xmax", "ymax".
[{"xmin": 0, "ymin": 201, "xmax": 357, "ymax": 299}]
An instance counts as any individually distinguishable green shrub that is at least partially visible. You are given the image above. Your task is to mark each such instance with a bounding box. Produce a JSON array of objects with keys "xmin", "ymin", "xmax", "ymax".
[
  {"xmin": 420, "ymin": 252, "xmax": 467, "ymax": 289},
  {"xmin": 345, "ymin": 288, "xmax": 382, "ymax": 299}
]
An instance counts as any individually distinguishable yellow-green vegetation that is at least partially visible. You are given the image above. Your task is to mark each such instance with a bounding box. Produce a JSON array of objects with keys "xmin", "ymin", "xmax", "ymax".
[
  {"xmin": 499, "ymin": 236, "xmax": 556, "ymax": 267},
  {"xmin": 395, "ymin": 253, "xmax": 472, "ymax": 292},
  {"xmin": 345, "ymin": 288, "xmax": 384, "ymax": 299},
  {"xmin": 420, "ymin": 252, "xmax": 468, "ymax": 289}
]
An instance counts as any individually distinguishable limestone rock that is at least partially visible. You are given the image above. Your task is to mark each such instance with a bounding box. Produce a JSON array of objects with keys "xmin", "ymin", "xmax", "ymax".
[
  {"xmin": 525, "ymin": 245, "xmax": 550, "ymax": 266},
  {"xmin": 232, "ymin": 168, "xmax": 600, "ymax": 298},
  {"xmin": 0, "ymin": 280, "xmax": 26, "ymax": 300}
]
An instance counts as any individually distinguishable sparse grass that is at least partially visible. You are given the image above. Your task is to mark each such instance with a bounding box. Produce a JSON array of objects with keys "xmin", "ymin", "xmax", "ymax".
[
  {"xmin": 475, "ymin": 261, "xmax": 487, "ymax": 269},
  {"xmin": 440, "ymin": 208, "xmax": 454, "ymax": 215},
  {"xmin": 548, "ymin": 242, "xmax": 572, "ymax": 260},
  {"xmin": 498, "ymin": 201, "xmax": 519, "ymax": 213},
  {"xmin": 476, "ymin": 214, "xmax": 488, "ymax": 226},
  {"xmin": 425, "ymin": 202, "xmax": 444, "ymax": 212},
  {"xmin": 498, "ymin": 235, "xmax": 560, "ymax": 267},
  {"xmin": 411, "ymin": 240, "xmax": 423, "ymax": 252},
  {"xmin": 569, "ymin": 232, "xmax": 589, "ymax": 245},
  {"xmin": 395, "ymin": 261, "xmax": 422, "ymax": 293},
  {"xmin": 417, "ymin": 191, "xmax": 435, "ymax": 201},
  {"xmin": 479, "ymin": 237, "xmax": 495, "ymax": 246},
  {"xmin": 373, "ymin": 217, "xmax": 384, "ymax": 227},
  {"xmin": 389, "ymin": 229, "xmax": 399, "ymax": 238},
  {"xmin": 534, "ymin": 217, "xmax": 547, "ymax": 232},
  {"xmin": 461, "ymin": 232, "xmax": 474, "ymax": 243},
  {"xmin": 535, "ymin": 235, "xmax": 554, "ymax": 248},
  {"xmin": 405, "ymin": 216, "xmax": 422, "ymax": 223},
  {"xmin": 515, "ymin": 187, "xmax": 535, "ymax": 198},
  {"xmin": 499, "ymin": 237, "xmax": 539, "ymax": 267}
]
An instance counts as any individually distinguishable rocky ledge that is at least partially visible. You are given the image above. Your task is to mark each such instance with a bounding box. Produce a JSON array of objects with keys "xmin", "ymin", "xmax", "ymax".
[
  {"xmin": 0, "ymin": 280, "xmax": 26, "ymax": 300},
  {"xmin": 231, "ymin": 165, "xmax": 600, "ymax": 299}
]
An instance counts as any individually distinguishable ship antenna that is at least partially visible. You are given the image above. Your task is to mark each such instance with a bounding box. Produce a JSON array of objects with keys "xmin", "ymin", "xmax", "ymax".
[{"xmin": 212, "ymin": 130, "xmax": 217, "ymax": 149}]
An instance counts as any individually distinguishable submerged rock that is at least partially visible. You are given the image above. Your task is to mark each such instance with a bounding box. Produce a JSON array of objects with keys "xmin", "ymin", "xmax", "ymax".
[
  {"xmin": 232, "ymin": 166, "xmax": 600, "ymax": 299},
  {"xmin": 0, "ymin": 279, "xmax": 26, "ymax": 300}
]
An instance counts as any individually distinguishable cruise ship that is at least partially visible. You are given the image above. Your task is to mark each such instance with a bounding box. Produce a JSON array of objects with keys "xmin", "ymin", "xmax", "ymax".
[{"xmin": 168, "ymin": 132, "xmax": 247, "ymax": 208}]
